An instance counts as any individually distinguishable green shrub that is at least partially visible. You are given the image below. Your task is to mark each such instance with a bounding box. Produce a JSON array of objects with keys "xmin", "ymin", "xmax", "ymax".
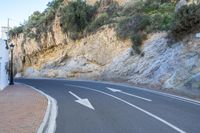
[
  {"xmin": 149, "ymin": 12, "xmax": 174, "ymax": 31},
  {"xmin": 121, "ymin": 1, "xmax": 144, "ymax": 16},
  {"xmin": 86, "ymin": 13, "xmax": 109, "ymax": 33},
  {"xmin": 117, "ymin": 0, "xmax": 175, "ymax": 54},
  {"xmin": 105, "ymin": 1, "xmax": 120, "ymax": 17},
  {"xmin": 131, "ymin": 33, "xmax": 147, "ymax": 46},
  {"xmin": 9, "ymin": 0, "xmax": 63, "ymax": 40},
  {"xmin": 60, "ymin": 0, "xmax": 96, "ymax": 39},
  {"xmin": 22, "ymin": 11, "xmax": 47, "ymax": 40},
  {"xmin": 121, "ymin": 0, "xmax": 175, "ymax": 30},
  {"xmin": 9, "ymin": 26, "xmax": 23, "ymax": 38},
  {"xmin": 131, "ymin": 33, "xmax": 147, "ymax": 55},
  {"xmin": 116, "ymin": 14, "xmax": 150, "ymax": 39},
  {"xmin": 170, "ymin": 3, "xmax": 200, "ymax": 40}
]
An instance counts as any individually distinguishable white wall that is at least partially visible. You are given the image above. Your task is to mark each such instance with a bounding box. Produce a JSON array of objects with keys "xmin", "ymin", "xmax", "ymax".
[{"xmin": 0, "ymin": 39, "xmax": 9, "ymax": 90}]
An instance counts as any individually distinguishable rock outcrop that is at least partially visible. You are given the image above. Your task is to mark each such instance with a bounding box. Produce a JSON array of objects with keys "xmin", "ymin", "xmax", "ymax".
[
  {"xmin": 102, "ymin": 33, "xmax": 200, "ymax": 95},
  {"xmin": 11, "ymin": 0, "xmax": 200, "ymax": 96}
]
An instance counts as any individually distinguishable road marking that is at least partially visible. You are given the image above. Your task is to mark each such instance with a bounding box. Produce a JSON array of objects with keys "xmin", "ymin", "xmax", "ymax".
[
  {"xmin": 65, "ymin": 84, "xmax": 186, "ymax": 133},
  {"xmin": 107, "ymin": 87, "xmax": 152, "ymax": 102},
  {"xmin": 22, "ymin": 78, "xmax": 200, "ymax": 106},
  {"xmin": 69, "ymin": 91, "xmax": 95, "ymax": 110}
]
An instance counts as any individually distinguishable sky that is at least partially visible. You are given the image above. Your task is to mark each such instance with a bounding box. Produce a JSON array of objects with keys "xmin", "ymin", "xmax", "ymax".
[{"xmin": 0, "ymin": 0, "xmax": 51, "ymax": 28}]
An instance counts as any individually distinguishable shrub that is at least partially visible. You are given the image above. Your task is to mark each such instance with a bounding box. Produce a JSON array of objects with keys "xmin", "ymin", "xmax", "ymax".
[
  {"xmin": 45, "ymin": 0, "xmax": 64, "ymax": 24},
  {"xmin": 86, "ymin": 13, "xmax": 109, "ymax": 33},
  {"xmin": 22, "ymin": 11, "xmax": 47, "ymax": 40},
  {"xmin": 116, "ymin": 14, "xmax": 150, "ymax": 39},
  {"xmin": 170, "ymin": 3, "xmax": 200, "ymax": 40},
  {"xmin": 149, "ymin": 12, "xmax": 174, "ymax": 31},
  {"xmin": 9, "ymin": 26, "xmax": 23, "ymax": 38},
  {"xmin": 60, "ymin": 0, "xmax": 96, "ymax": 39},
  {"xmin": 105, "ymin": 1, "xmax": 120, "ymax": 17},
  {"xmin": 9, "ymin": 0, "xmax": 63, "ymax": 40},
  {"xmin": 131, "ymin": 33, "xmax": 147, "ymax": 55},
  {"xmin": 121, "ymin": 1, "xmax": 144, "ymax": 17},
  {"xmin": 116, "ymin": 14, "xmax": 150, "ymax": 54},
  {"xmin": 117, "ymin": 0, "xmax": 175, "ymax": 54}
]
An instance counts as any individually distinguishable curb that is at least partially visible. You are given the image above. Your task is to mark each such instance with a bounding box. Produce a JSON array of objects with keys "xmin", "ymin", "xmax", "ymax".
[{"xmin": 16, "ymin": 83, "xmax": 58, "ymax": 133}]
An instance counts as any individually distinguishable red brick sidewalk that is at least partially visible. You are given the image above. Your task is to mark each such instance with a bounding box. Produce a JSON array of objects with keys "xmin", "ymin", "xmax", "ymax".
[{"xmin": 0, "ymin": 84, "xmax": 47, "ymax": 133}]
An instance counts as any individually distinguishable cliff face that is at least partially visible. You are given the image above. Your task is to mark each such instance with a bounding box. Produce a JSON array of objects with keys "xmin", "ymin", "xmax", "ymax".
[
  {"xmin": 12, "ymin": 19, "xmax": 200, "ymax": 96},
  {"xmin": 103, "ymin": 33, "xmax": 200, "ymax": 95},
  {"xmin": 12, "ymin": 15, "xmax": 130, "ymax": 79},
  {"xmin": 11, "ymin": 0, "xmax": 200, "ymax": 96}
]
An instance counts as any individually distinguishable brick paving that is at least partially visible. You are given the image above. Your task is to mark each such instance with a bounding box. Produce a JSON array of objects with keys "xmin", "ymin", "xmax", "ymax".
[{"xmin": 0, "ymin": 84, "xmax": 47, "ymax": 133}]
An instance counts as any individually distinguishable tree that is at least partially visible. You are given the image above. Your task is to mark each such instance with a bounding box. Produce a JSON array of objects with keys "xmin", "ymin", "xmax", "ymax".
[{"xmin": 60, "ymin": 0, "xmax": 95, "ymax": 34}]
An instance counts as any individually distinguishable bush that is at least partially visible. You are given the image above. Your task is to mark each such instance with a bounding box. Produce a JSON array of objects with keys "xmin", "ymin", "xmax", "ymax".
[
  {"xmin": 22, "ymin": 11, "xmax": 47, "ymax": 40},
  {"xmin": 170, "ymin": 3, "xmax": 200, "ymax": 40},
  {"xmin": 149, "ymin": 12, "xmax": 174, "ymax": 31},
  {"xmin": 60, "ymin": 0, "xmax": 96, "ymax": 39},
  {"xmin": 121, "ymin": 1, "xmax": 144, "ymax": 17},
  {"xmin": 131, "ymin": 33, "xmax": 147, "ymax": 55},
  {"xmin": 86, "ymin": 13, "xmax": 109, "ymax": 33},
  {"xmin": 105, "ymin": 1, "xmax": 120, "ymax": 17},
  {"xmin": 9, "ymin": 0, "xmax": 63, "ymax": 40},
  {"xmin": 116, "ymin": 14, "xmax": 150, "ymax": 54},
  {"xmin": 117, "ymin": 0, "xmax": 175, "ymax": 54},
  {"xmin": 9, "ymin": 26, "xmax": 23, "ymax": 38},
  {"xmin": 116, "ymin": 14, "xmax": 150, "ymax": 39}
]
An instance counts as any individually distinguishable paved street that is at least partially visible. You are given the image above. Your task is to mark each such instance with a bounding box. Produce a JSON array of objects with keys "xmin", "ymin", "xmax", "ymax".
[{"xmin": 16, "ymin": 78, "xmax": 200, "ymax": 133}]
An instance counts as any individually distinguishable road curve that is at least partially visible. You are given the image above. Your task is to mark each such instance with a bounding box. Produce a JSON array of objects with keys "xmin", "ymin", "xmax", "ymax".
[{"xmin": 16, "ymin": 78, "xmax": 200, "ymax": 133}]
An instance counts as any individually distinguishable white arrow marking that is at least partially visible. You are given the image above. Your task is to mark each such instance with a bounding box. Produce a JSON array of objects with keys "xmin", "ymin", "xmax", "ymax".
[
  {"xmin": 66, "ymin": 84, "xmax": 185, "ymax": 133},
  {"xmin": 69, "ymin": 91, "xmax": 95, "ymax": 110},
  {"xmin": 107, "ymin": 87, "xmax": 152, "ymax": 102}
]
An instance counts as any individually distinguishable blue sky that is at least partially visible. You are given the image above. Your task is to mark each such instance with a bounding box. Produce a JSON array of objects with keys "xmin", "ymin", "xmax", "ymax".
[{"xmin": 0, "ymin": 0, "xmax": 51, "ymax": 28}]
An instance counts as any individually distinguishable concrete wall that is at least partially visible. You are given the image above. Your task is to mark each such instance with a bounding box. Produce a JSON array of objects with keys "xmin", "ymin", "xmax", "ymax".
[{"xmin": 0, "ymin": 39, "xmax": 9, "ymax": 91}]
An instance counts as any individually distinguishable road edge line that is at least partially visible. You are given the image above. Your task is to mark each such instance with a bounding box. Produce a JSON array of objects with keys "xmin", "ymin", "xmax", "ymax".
[
  {"xmin": 16, "ymin": 83, "xmax": 58, "ymax": 133},
  {"xmin": 65, "ymin": 79, "xmax": 200, "ymax": 105},
  {"xmin": 18, "ymin": 78, "xmax": 200, "ymax": 105}
]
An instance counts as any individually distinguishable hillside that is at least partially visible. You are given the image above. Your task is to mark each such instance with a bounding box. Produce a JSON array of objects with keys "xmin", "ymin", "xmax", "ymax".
[{"xmin": 10, "ymin": 0, "xmax": 200, "ymax": 96}]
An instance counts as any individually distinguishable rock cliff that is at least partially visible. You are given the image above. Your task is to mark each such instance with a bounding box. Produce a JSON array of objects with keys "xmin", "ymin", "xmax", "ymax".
[{"xmin": 11, "ymin": 0, "xmax": 200, "ymax": 96}]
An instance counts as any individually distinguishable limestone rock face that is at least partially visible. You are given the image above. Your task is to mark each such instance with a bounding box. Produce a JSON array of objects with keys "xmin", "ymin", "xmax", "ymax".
[
  {"xmin": 11, "ymin": 0, "xmax": 200, "ymax": 96},
  {"xmin": 102, "ymin": 33, "xmax": 200, "ymax": 95},
  {"xmin": 12, "ymin": 23, "xmax": 130, "ymax": 80}
]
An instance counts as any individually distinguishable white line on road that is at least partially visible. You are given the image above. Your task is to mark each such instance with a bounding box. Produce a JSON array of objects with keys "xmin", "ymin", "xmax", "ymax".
[
  {"xmin": 22, "ymin": 78, "xmax": 200, "ymax": 106},
  {"xmin": 69, "ymin": 91, "xmax": 95, "ymax": 110},
  {"xmin": 69, "ymin": 91, "xmax": 82, "ymax": 100},
  {"xmin": 107, "ymin": 87, "xmax": 152, "ymax": 102},
  {"xmin": 65, "ymin": 84, "xmax": 186, "ymax": 133}
]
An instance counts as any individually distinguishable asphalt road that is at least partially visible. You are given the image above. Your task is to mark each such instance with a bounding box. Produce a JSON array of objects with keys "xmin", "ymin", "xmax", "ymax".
[{"xmin": 16, "ymin": 79, "xmax": 200, "ymax": 133}]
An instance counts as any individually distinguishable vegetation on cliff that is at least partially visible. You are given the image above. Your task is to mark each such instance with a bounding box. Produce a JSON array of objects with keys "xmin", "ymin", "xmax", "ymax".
[
  {"xmin": 9, "ymin": 0, "xmax": 200, "ymax": 54},
  {"xmin": 9, "ymin": 0, "xmax": 64, "ymax": 40},
  {"xmin": 170, "ymin": 2, "xmax": 200, "ymax": 41},
  {"xmin": 60, "ymin": 0, "xmax": 98, "ymax": 39}
]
